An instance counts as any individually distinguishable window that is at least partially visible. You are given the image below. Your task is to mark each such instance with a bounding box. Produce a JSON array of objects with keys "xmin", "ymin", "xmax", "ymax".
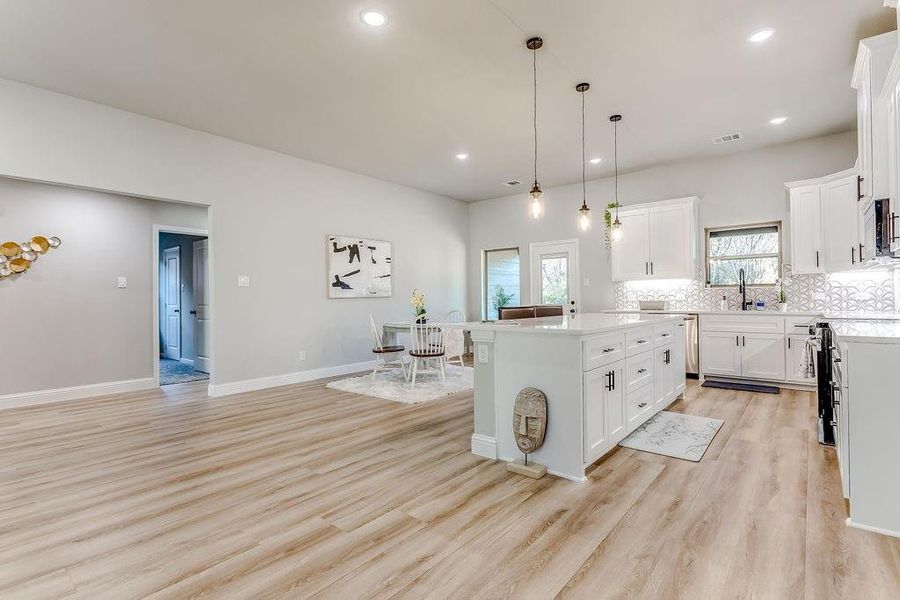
[
  {"xmin": 483, "ymin": 248, "xmax": 520, "ymax": 320},
  {"xmin": 706, "ymin": 222, "xmax": 781, "ymax": 286},
  {"xmin": 539, "ymin": 254, "xmax": 568, "ymax": 304}
]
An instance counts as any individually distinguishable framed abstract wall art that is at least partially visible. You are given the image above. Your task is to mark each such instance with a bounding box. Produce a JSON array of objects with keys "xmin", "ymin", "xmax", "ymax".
[{"xmin": 327, "ymin": 235, "xmax": 392, "ymax": 298}]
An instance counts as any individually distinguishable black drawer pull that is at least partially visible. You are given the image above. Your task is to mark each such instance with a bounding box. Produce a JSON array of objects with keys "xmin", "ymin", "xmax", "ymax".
[
  {"xmin": 602, "ymin": 348, "xmax": 616, "ymax": 353},
  {"xmin": 637, "ymin": 368, "xmax": 647, "ymax": 374},
  {"xmin": 636, "ymin": 339, "xmax": 647, "ymax": 344},
  {"xmin": 637, "ymin": 402, "xmax": 648, "ymax": 409}
]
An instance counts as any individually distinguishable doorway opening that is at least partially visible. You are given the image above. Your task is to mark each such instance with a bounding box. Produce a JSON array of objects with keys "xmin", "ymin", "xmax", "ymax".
[{"xmin": 156, "ymin": 228, "xmax": 210, "ymax": 386}]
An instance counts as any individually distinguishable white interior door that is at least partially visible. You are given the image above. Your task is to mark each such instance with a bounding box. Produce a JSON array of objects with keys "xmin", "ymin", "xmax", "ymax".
[
  {"xmin": 192, "ymin": 239, "xmax": 211, "ymax": 373},
  {"xmin": 163, "ymin": 246, "xmax": 181, "ymax": 360},
  {"xmin": 529, "ymin": 240, "xmax": 580, "ymax": 311}
]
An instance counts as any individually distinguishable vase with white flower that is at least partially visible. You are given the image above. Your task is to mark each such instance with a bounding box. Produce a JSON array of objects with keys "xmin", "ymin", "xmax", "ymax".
[
  {"xmin": 775, "ymin": 278, "xmax": 788, "ymax": 312},
  {"xmin": 410, "ymin": 289, "xmax": 427, "ymax": 323}
]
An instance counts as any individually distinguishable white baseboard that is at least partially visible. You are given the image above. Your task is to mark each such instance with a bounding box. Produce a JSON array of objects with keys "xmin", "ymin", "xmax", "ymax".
[
  {"xmin": 207, "ymin": 360, "xmax": 375, "ymax": 398},
  {"xmin": 471, "ymin": 433, "xmax": 498, "ymax": 459},
  {"xmin": 847, "ymin": 518, "xmax": 900, "ymax": 539},
  {"xmin": 179, "ymin": 358, "xmax": 195, "ymax": 367},
  {"xmin": 0, "ymin": 377, "xmax": 157, "ymax": 410}
]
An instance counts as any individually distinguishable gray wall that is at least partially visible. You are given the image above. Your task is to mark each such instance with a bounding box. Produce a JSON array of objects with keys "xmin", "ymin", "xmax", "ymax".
[
  {"xmin": 0, "ymin": 78, "xmax": 469, "ymax": 392},
  {"xmin": 0, "ymin": 177, "xmax": 207, "ymax": 395},
  {"xmin": 467, "ymin": 131, "xmax": 858, "ymax": 316},
  {"xmin": 158, "ymin": 232, "xmax": 207, "ymax": 363}
]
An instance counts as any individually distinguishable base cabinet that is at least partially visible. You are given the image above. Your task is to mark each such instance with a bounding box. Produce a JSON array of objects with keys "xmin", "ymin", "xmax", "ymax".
[
  {"xmin": 785, "ymin": 334, "xmax": 816, "ymax": 384},
  {"xmin": 654, "ymin": 344, "xmax": 677, "ymax": 409},
  {"xmin": 741, "ymin": 333, "xmax": 786, "ymax": 381},
  {"xmin": 583, "ymin": 364, "xmax": 625, "ymax": 465},
  {"xmin": 699, "ymin": 331, "xmax": 742, "ymax": 377}
]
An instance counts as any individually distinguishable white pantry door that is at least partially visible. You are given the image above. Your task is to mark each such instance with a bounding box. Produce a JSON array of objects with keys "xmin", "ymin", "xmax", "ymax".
[
  {"xmin": 163, "ymin": 246, "xmax": 181, "ymax": 360},
  {"xmin": 529, "ymin": 240, "xmax": 580, "ymax": 311},
  {"xmin": 192, "ymin": 239, "xmax": 211, "ymax": 373}
]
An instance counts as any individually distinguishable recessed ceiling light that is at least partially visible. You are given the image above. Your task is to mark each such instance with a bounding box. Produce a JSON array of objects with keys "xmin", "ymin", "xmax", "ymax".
[
  {"xmin": 360, "ymin": 10, "xmax": 387, "ymax": 27},
  {"xmin": 590, "ymin": 157, "xmax": 602, "ymax": 164},
  {"xmin": 769, "ymin": 116, "xmax": 788, "ymax": 125},
  {"xmin": 748, "ymin": 28, "xmax": 775, "ymax": 44},
  {"xmin": 456, "ymin": 153, "xmax": 469, "ymax": 160}
]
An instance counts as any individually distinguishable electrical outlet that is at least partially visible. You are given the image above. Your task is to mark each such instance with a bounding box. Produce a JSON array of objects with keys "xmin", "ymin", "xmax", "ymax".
[
  {"xmin": 117, "ymin": 276, "xmax": 127, "ymax": 288},
  {"xmin": 298, "ymin": 351, "xmax": 307, "ymax": 361},
  {"xmin": 237, "ymin": 275, "xmax": 250, "ymax": 287}
]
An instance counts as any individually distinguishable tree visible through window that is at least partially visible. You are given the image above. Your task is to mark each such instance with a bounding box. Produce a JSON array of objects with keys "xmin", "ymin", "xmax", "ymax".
[
  {"xmin": 483, "ymin": 248, "xmax": 520, "ymax": 320},
  {"xmin": 706, "ymin": 223, "xmax": 781, "ymax": 286},
  {"xmin": 540, "ymin": 255, "xmax": 568, "ymax": 304}
]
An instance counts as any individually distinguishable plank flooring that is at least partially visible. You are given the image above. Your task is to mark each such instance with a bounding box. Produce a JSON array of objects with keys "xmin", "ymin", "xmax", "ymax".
[{"xmin": 1, "ymin": 372, "xmax": 899, "ymax": 599}]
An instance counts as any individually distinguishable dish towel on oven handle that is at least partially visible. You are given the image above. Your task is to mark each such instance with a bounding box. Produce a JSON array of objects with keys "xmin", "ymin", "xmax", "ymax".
[{"xmin": 799, "ymin": 337, "xmax": 818, "ymax": 379}]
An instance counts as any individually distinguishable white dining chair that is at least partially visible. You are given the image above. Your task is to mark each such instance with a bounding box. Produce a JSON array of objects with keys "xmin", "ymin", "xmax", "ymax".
[
  {"xmin": 370, "ymin": 315, "xmax": 408, "ymax": 382},
  {"xmin": 443, "ymin": 310, "xmax": 466, "ymax": 367},
  {"xmin": 408, "ymin": 321, "xmax": 445, "ymax": 388}
]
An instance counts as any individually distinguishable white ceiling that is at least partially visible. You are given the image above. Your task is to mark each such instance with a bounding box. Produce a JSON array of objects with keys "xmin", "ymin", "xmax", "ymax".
[{"xmin": 0, "ymin": 1, "xmax": 894, "ymax": 201}]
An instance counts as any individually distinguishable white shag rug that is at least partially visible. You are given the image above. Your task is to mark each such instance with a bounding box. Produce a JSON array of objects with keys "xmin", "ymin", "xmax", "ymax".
[
  {"xmin": 619, "ymin": 410, "xmax": 724, "ymax": 462},
  {"xmin": 326, "ymin": 364, "xmax": 474, "ymax": 404}
]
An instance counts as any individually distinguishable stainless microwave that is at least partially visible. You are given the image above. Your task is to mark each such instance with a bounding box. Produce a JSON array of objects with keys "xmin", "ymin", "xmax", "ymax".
[{"xmin": 874, "ymin": 199, "xmax": 899, "ymax": 257}]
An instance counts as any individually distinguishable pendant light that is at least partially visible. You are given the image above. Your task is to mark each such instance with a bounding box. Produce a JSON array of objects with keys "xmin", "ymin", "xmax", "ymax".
[
  {"xmin": 576, "ymin": 82, "xmax": 592, "ymax": 232},
  {"xmin": 527, "ymin": 37, "xmax": 544, "ymax": 219},
  {"xmin": 609, "ymin": 114, "xmax": 624, "ymax": 242}
]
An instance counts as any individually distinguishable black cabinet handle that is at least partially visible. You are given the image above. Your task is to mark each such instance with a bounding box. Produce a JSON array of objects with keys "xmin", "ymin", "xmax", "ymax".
[
  {"xmin": 173, "ymin": 309, "xmax": 179, "ymax": 313},
  {"xmin": 816, "ymin": 250, "xmax": 819, "ymax": 268},
  {"xmin": 892, "ymin": 213, "xmax": 899, "ymax": 242},
  {"xmin": 742, "ymin": 336, "xmax": 746, "ymax": 347},
  {"xmin": 602, "ymin": 347, "xmax": 616, "ymax": 353},
  {"xmin": 637, "ymin": 402, "xmax": 648, "ymax": 409},
  {"xmin": 605, "ymin": 371, "xmax": 612, "ymax": 391},
  {"xmin": 788, "ymin": 337, "xmax": 791, "ymax": 349},
  {"xmin": 190, "ymin": 310, "xmax": 197, "ymax": 315},
  {"xmin": 611, "ymin": 370, "xmax": 616, "ymax": 390},
  {"xmin": 637, "ymin": 368, "xmax": 647, "ymax": 374},
  {"xmin": 859, "ymin": 243, "xmax": 864, "ymax": 262},
  {"xmin": 736, "ymin": 335, "xmax": 739, "ymax": 346},
  {"xmin": 851, "ymin": 247, "xmax": 856, "ymax": 265}
]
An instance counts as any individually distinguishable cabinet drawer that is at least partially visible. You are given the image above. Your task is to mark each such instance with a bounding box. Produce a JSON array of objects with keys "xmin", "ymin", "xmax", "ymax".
[
  {"xmin": 626, "ymin": 384, "xmax": 654, "ymax": 432},
  {"xmin": 625, "ymin": 326, "xmax": 654, "ymax": 356},
  {"xmin": 583, "ymin": 332, "xmax": 626, "ymax": 371},
  {"xmin": 625, "ymin": 352, "xmax": 654, "ymax": 392},
  {"xmin": 653, "ymin": 324, "xmax": 675, "ymax": 347},
  {"xmin": 700, "ymin": 314, "xmax": 785, "ymax": 334}
]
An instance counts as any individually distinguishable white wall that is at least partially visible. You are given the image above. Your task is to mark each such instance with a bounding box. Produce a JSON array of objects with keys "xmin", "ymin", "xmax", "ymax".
[
  {"xmin": 467, "ymin": 131, "xmax": 857, "ymax": 317},
  {"xmin": 0, "ymin": 78, "xmax": 468, "ymax": 393},
  {"xmin": 0, "ymin": 178, "xmax": 207, "ymax": 395}
]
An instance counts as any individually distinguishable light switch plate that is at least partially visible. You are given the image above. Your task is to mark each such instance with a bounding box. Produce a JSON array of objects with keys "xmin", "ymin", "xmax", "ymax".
[
  {"xmin": 117, "ymin": 276, "xmax": 127, "ymax": 288},
  {"xmin": 237, "ymin": 275, "xmax": 250, "ymax": 287}
]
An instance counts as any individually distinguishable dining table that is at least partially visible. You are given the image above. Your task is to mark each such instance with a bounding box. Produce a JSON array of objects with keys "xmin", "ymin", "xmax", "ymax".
[{"xmin": 382, "ymin": 321, "xmax": 470, "ymax": 353}]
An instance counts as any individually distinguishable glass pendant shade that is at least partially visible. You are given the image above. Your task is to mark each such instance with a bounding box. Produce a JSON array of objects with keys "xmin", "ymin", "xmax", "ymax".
[
  {"xmin": 529, "ymin": 183, "xmax": 544, "ymax": 219},
  {"xmin": 577, "ymin": 205, "xmax": 592, "ymax": 232},
  {"xmin": 610, "ymin": 216, "xmax": 624, "ymax": 242}
]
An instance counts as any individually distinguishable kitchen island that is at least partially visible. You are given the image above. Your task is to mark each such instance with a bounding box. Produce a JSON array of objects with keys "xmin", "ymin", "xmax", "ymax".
[{"xmin": 447, "ymin": 313, "xmax": 686, "ymax": 481}]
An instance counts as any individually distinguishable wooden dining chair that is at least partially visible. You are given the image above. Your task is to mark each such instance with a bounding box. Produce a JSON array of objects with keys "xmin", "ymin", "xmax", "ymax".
[
  {"xmin": 408, "ymin": 321, "xmax": 445, "ymax": 388},
  {"xmin": 443, "ymin": 310, "xmax": 466, "ymax": 367},
  {"xmin": 369, "ymin": 315, "xmax": 408, "ymax": 382}
]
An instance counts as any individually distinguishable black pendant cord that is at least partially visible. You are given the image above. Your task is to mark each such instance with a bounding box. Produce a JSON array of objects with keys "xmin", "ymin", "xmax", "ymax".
[
  {"xmin": 533, "ymin": 45, "xmax": 538, "ymax": 187},
  {"xmin": 580, "ymin": 89, "xmax": 587, "ymax": 210},
  {"xmin": 614, "ymin": 118, "xmax": 619, "ymax": 218}
]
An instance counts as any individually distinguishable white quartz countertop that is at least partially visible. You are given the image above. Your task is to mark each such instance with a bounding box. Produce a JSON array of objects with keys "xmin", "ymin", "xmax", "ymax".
[
  {"xmin": 447, "ymin": 312, "xmax": 684, "ymax": 336},
  {"xmin": 601, "ymin": 308, "xmax": 822, "ymax": 317},
  {"xmin": 603, "ymin": 309, "xmax": 900, "ymax": 320},
  {"xmin": 831, "ymin": 320, "xmax": 900, "ymax": 344}
]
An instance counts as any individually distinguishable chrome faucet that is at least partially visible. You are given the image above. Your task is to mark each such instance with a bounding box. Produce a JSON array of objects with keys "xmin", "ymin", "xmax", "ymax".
[{"xmin": 738, "ymin": 268, "xmax": 752, "ymax": 311}]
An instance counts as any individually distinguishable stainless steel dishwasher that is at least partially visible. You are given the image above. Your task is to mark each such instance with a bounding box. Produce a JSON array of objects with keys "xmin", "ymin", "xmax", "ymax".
[{"xmin": 683, "ymin": 314, "xmax": 699, "ymax": 378}]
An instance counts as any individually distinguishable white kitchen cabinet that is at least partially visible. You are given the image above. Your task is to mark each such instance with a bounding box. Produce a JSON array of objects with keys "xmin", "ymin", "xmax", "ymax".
[
  {"xmin": 611, "ymin": 197, "xmax": 697, "ymax": 281},
  {"xmin": 625, "ymin": 384, "xmax": 654, "ymax": 434},
  {"xmin": 699, "ymin": 331, "xmax": 742, "ymax": 377},
  {"xmin": 787, "ymin": 169, "xmax": 859, "ymax": 274},
  {"xmin": 584, "ymin": 360, "xmax": 627, "ymax": 464},
  {"xmin": 672, "ymin": 321, "xmax": 687, "ymax": 396},
  {"xmin": 654, "ymin": 344, "xmax": 676, "ymax": 409},
  {"xmin": 648, "ymin": 202, "xmax": 693, "ymax": 278},
  {"xmin": 740, "ymin": 333, "xmax": 786, "ymax": 381},
  {"xmin": 611, "ymin": 210, "xmax": 650, "ymax": 280},
  {"xmin": 788, "ymin": 185, "xmax": 823, "ymax": 274},
  {"xmin": 852, "ymin": 32, "xmax": 897, "ymax": 204},
  {"xmin": 785, "ymin": 334, "xmax": 816, "ymax": 385},
  {"xmin": 821, "ymin": 175, "xmax": 862, "ymax": 272}
]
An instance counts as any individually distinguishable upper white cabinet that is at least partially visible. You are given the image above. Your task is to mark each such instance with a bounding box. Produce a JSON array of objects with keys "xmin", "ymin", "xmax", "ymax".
[
  {"xmin": 788, "ymin": 185, "xmax": 823, "ymax": 274},
  {"xmin": 852, "ymin": 32, "xmax": 897, "ymax": 204},
  {"xmin": 787, "ymin": 170, "xmax": 861, "ymax": 274},
  {"xmin": 611, "ymin": 197, "xmax": 698, "ymax": 281}
]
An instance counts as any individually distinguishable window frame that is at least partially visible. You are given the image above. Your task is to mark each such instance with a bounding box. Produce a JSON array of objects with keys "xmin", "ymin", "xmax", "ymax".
[
  {"xmin": 704, "ymin": 221, "xmax": 783, "ymax": 288},
  {"xmin": 482, "ymin": 246, "xmax": 520, "ymax": 320}
]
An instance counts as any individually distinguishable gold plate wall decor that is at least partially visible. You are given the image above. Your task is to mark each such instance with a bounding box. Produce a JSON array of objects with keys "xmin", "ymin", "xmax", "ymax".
[
  {"xmin": 8, "ymin": 258, "xmax": 29, "ymax": 273},
  {"xmin": 0, "ymin": 235, "xmax": 61, "ymax": 279},
  {"xmin": 29, "ymin": 236, "xmax": 50, "ymax": 253},
  {"xmin": 1, "ymin": 241, "xmax": 21, "ymax": 257}
]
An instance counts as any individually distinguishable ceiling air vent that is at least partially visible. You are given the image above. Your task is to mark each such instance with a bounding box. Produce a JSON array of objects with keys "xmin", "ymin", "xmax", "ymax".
[
  {"xmin": 713, "ymin": 132, "xmax": 743, "ymax": 145},
  {"xmin": 505, "ymin": 180, "xmax": 521, "ymax": 187}
]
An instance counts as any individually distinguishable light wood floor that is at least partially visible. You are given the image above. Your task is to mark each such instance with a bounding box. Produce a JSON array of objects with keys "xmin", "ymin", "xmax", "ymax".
[{"xmin": 2, "ymin": 373, "xmax": 900, "ymax": 599}]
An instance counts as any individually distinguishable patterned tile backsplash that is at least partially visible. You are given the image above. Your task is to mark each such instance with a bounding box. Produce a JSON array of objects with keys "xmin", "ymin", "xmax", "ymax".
[{"xmin": 614, "ymin": 265, "xmax": 898, "ymax": 313}]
